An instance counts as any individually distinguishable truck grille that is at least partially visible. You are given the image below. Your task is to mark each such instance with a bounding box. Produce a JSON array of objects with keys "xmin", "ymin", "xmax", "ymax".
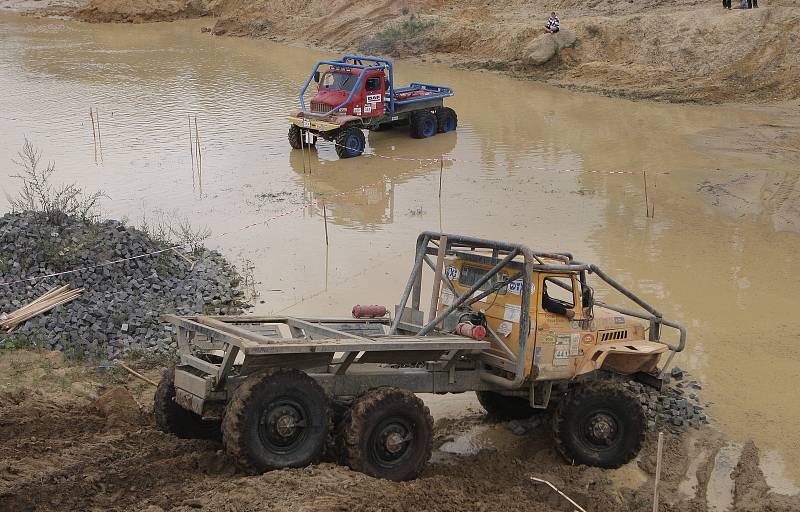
[
  {"xmin": 310, "ymin": 102, "xmax": 330, "ymax": 114},
  {"xmin": 599, "ymin": 330, "xmax": 628, "ymax": 342}
]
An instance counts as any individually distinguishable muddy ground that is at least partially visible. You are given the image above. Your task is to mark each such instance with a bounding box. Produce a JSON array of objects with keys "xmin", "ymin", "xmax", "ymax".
[
  {"xmin": 6, "ymin": 0, "xmax": 800, "ymax": 104},
  {"xmin": 1, "ymin": 350, "xmax": 798, "ymax": 512}
]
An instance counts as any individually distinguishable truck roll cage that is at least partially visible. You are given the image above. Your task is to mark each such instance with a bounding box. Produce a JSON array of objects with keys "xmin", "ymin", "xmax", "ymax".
[
  {"xmin": 300, "ymin": 56, "xmax": 395, "ymax": 118},
  {"xmin": 389, "ymin": 232, "xmax": 686, "ymax": 388}
]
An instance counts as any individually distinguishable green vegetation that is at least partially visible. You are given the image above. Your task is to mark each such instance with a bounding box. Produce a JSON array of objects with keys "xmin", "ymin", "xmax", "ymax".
[{"xmin": 361, "ymin": 15, "xmax": 436, "ymax": 54}]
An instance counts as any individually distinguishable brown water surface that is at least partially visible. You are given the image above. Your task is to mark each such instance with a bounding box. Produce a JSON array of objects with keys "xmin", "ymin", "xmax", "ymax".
[{"xmin": 1, "ymin": 13, "xmax": 799, "ymax": 486}]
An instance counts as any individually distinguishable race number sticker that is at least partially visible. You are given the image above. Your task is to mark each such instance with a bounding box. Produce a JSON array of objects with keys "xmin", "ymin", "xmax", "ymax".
[
  {"xmin": 569, "ymin": 333, "xmax": 583, "ymax": 356},
  {"xmin": 497, "ymin": 321, "xmax": 513, "ymax": 337},
  {"xmin": 364, "ymin": 105, "xmax": 372, "ymax": 113},
  {"xmin": 445, "ymin": 265, "xmax": 459, "ymax": 280},
  {"xmin": 503, "ymin": 304, "xmax": 521, "ymax": 323},
  {"xmin": 554, "ymin": 334, "xmax": 571, "ymax": 365},
  {"xmin": 354, "ymin": 107, "xmax": 362, "ymax": 115},
  {"xmin": 507, "ymin": 279, "xmax": 523, "ymax": 295},
  {"xmin": 366, "ymin": 94, "xmax": 382, "ymax": 102}
]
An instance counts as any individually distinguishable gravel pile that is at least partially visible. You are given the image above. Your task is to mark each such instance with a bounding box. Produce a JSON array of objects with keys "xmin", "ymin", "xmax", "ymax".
[
  {"xmin": 623, "ymin": 367, "xmax": 708, "ymax": 434},
  {"xmin": 0, "ymin": 211, "xmax": 249, "ymax": 358},
  {"xmin": 506, "ymin": 367, "xmax": 709, "ymax": 436}
]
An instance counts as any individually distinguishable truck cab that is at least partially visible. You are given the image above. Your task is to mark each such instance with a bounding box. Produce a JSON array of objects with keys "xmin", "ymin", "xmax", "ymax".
[
  {"xmin": 435, "ymin": 251, "xmax": 670, "ymax": 384},
  {"xmin": 311, "ymin": 66, "xmax": 387, "ymax": 118}
]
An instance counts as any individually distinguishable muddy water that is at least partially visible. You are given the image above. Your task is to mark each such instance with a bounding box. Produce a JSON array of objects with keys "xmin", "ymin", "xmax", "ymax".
[{"xmin": 1, "ymin": 13, "xmax": 799, "ymax": 486}]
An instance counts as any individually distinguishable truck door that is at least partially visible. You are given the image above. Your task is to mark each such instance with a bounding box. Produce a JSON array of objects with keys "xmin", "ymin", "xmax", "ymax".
[
  {"xmin": 363, "ymin": 75, "xmax": 385, "ymax": 117},
  {"xmin": 533, "ymin": 273, "xmax": 589, "ymax": 380}
]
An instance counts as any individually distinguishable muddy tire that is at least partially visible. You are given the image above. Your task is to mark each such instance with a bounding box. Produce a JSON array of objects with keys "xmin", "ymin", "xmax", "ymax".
[
  {"xmin": 476, "ymin": 391, "xmax": 541, "ymax": 420},
  {"xmin": 221, "ymin": 369, "xmax": 329, "ymax": 473},
  {"xmin": 553, "ymin": 381, "xmax": 644, "ymax": 468},
  {"xmin": 334, "ymin": 126, "xmax": 366, "ymax": 158},
  {"xmin": 339, "ymin": 387, "xmax": 433, "ymax": 481},
  {"xmin": 154, "ymin": 365, "xmax": 220, "ymax": 439},
  {"xmin": 289, "ymin": 125, "xmax": 316, "ymax": 149},
  {"xmin": 410, "ymin": 111, "xmax": 437, "ymax": 139},
  {"xmin": 436, "ymin": 107, "xmax": 457, "ymax": 133}
]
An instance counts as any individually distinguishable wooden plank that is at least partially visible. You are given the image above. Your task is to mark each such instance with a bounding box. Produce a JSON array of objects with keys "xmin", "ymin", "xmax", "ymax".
[{"xmin": 174, "ymin": 368, "xmax": 213, "ymax": 397}]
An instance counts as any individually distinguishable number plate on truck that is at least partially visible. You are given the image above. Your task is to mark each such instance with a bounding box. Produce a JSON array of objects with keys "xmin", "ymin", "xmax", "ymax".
[{"xmin": 303, "ymin": 119, "xmax": 311, "ymax": 128}]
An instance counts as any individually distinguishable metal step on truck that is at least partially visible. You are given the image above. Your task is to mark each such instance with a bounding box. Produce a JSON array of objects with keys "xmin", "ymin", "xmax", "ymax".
[
  {"xmin": 155, "ymin": 232, "xmax": 685, "ymax": 481},
  {"xmin": 287, "ymin": 55, "xmax": 456, "ymax": 158}
]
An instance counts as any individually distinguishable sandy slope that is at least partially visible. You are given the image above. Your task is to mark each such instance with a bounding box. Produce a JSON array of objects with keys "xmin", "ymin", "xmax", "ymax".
[{"xmin": 61, "ymin": 0, "xmax": 800, "ymax": 104}]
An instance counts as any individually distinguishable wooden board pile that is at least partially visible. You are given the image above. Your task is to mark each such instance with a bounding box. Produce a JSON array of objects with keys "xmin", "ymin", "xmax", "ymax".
[{"xmin": 0, "ymin": 285, "xmax": 82, "ymax": 333}]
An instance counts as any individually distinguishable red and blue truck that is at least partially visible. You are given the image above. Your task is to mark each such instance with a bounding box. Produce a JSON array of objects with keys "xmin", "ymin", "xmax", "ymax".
[{"xmin": 288, "ymin": 55, "xmax": 457, "ymax": 158}]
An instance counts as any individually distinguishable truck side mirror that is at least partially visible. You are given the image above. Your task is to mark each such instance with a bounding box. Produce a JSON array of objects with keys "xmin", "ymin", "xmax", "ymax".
[{"xmin": 314, "ymin": 71, "xmax": 320, "ymax": 83}]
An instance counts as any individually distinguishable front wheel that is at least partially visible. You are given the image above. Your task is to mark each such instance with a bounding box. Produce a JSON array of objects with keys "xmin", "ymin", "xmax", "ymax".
[
  {"xmin": 288, "ymin": 125, "xmax": 316, "ymax": 149},
  {"xmin": 335, "ymin": 126, "xmax": 366, "ymax": 158},
  {"xmin": 222, "ymin": 369, "xmax": 329, "ymax": 473},
  {"xmin": 339, "ymin": 387, "xmax": 433, "ymax": 481},
  {"xmin": 553, "ymin": 381, "xmax": 645, "ymax": 468}
]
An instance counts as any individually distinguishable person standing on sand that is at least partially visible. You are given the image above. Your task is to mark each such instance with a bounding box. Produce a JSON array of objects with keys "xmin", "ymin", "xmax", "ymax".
[
  {"xmin": 722, "ymin": 0, "xmax": 731, "ymax": 9},
  {"xmin": 544, "ymin": 12, "xmax": 560, "ymax": 34}
]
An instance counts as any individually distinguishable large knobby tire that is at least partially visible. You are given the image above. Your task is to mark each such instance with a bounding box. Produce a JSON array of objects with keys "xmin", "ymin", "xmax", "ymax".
[
  {"xmin": 410, "ymin": 111, "xmax": 437, "ymax": 139},
  {"xmin": 222, "ymin": 369, "xmax": 329, "ymax": 473},
  {"xmin": 339, "ymin": 387, "xmax": 433, "ymax": 481},
  {"xmin": 476, "ymin": 391, "xmax": 541, "ymax": 420},
  {"xmin": 436, "ymin": 107, "xmax": 458, "ymax": 133},
  {"xmin": 335, "ymin": 126, "xmax": 366, "ymax": 158},
  {"xmin": 553, "ymin": 381, "xmax": 645, "ymax": 468},
  {"xmin": 289, "ymin": 125, "xmax": 316, "ymax": 150},
  {"xmin": 154, "ymin": 365, "xmax": 221, "ymax": 439},
  {"xmin": 288, "ymin": 125, "xmax": 303, "ymax": 149}
]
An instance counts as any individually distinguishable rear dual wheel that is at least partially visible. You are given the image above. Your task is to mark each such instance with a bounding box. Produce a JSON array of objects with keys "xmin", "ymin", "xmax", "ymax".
[
  {"xmin": 339, "ymin": 387, "xmax": 433, "ymax": 481},
  {"xmin": 410, "ymin": 108, "xmax": 457, "ymax": 139},
  {"xmin": 154, "ymin": 365, "xmax": 221, "ymax": 439},
  {"xmin": 222, "ymin": 369, "xmax": 329, "ymax": 472}
]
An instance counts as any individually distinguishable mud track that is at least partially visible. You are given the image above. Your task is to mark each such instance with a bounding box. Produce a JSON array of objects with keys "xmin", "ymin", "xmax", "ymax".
[{"xmin": 2, "ymin": 377, "xmax": 798, "ymax": 512}]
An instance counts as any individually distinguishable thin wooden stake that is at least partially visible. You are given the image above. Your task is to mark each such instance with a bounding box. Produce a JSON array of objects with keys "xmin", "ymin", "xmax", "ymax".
[
  {"xmin": 116, "ymin": 361, "xmax": 159, "ymax": 387},
  {"xmin": 643, "ymin": 170, "xmax": 650, "ymax": 218},
  {"xmin": 322, "ymin": 199, "xmax": 329, "ymax": 246},
  {"xmin": 189, "ymin": 114, "xmax": 195, "ymax": 181},
  {"xmin": 95, "ymin": 108, "xmax": 102, "ymax": 160},
  {"xmin": 653, "ymin": 431, "xmax": 664, "ymax": 512},
  {"xmin": 90, "ymin": 108, "xmax": 97, "ymax": 163},
  {"xmin": 438, "ymin": 157, "xmax": 444, "ymax": 199},
  {"xmin": 194, "ymin": 117, "xmax": 202, "ymax": 195}
]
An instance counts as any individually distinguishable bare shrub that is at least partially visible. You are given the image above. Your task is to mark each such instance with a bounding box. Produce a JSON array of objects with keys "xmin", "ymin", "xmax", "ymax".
[{"xmin": 8, "ymin": 138, "xmax": 105, "ymax": 224}]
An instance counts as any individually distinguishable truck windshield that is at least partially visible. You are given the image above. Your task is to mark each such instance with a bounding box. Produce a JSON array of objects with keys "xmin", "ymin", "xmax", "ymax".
[{"xmin": 320, "ymin": 71, "xmax": 358, "ymax": 92}]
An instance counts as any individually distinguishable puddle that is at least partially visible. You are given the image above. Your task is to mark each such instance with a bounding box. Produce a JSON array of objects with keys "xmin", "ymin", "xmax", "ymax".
[
  {"xmin": 1, "ymin": 12, "xmax": 800, "ymax": 487},
  {"xmin": 439, "ymin": 424, "xmax": 492, "ymax": 456},
  {"xmin": 760, "ymin": 450, "xmax": 800, "ymax": 497},
  {"xmin": 678, "ymin": 445, "xmax": 709, "ymax": 499},
  {"xmin": 707, "ymin": 442, "xmax": 743, "ymax": 512}
]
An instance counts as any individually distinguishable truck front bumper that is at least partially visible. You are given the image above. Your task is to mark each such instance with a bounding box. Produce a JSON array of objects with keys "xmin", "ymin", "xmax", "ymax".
[{"xmin": 288, "ymin": 116, "xmax": 340, "ymax": 132}]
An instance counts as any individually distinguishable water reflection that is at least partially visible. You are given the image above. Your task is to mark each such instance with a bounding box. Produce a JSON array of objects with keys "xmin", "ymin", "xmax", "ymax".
[{"xmin": 288, "ymin": 129, "xmax": 456, "ymax": 229}]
